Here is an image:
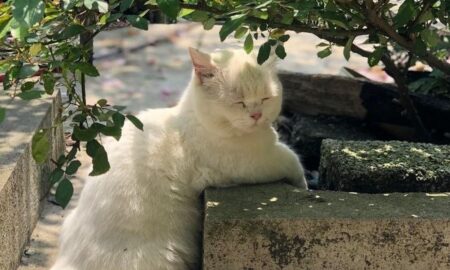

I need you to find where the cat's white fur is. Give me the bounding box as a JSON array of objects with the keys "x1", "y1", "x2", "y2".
[{"x1": 51, "y1": 48, "x2": 307, "y2": 270}]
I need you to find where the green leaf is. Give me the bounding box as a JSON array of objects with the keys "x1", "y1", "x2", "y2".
[
  {"x1": 112, "y1": 112, "x2": 125, "y2": 128},
  {"x1": 257, "y1": 42, "x2": 271, "y2": 65},
  {"x1": 12, "y1": 0, "x2": 45, "y2": 28},
  {"x1": 86, "y1": 139, "x2": 99, "y2": 157},
  {"x1": 107, "y1": 13, "x2": 123, "y2": 22},
  {"x1": 42, "y1": 72, "x2": 55, "y2": 95},
  {"x1": 179, "y1": 8, "x2": 195, "y2": 18},
  {"x1": 275, "y1": 45, "x2": 286, "y2": 59},
  {"x1": 66, "y1": 146, "x2": 78, "y2": 161},
  {"x1": 99, "y1": 125, "x2": 122, "y2": 140},
  {"x1": 72, "y1": 126, "x2": 98, "y2": 141},
  {"x1": 267, "y1": 39, "x2": 277, "y2": 46},
  {"x1": 234, "y1": 27, "x2": 248, "y2": 39},
  {"x1": 368, "y1": 46, "x2": 386, "y2": 67},
  {"x1": 62, "y1": 0, "x2": 78, "y2": 10},
  {"x1": 278, "y1": 34, "x2": 290, "y2": 42},
  {"x1": 17, "y1": 90, "x2": 44, "y2": 100},
  {"x1": 87, "y1": 140, "x2": 110, "y2": 176},
  {"x1": 325, "y1": 18, "x2": 349, "y2": 30},
  {"x1": 0, "y1": 18, "x2": 11, "y2": 39},
  {"x1": 10, "y1": 18, "x2": 28, "y2": 41},
  {"x1": 156, "y1": 0, "x2": 180, "y2": 19},
  {"x1": 394, "y1": 0, "x2": 417, "y2": 26},
  {"x1": 57, "y1": 154, "x2": 66, "y2": 166},
  {"x1": 317, "y1": 47, "x2": 332, "y2": 59},
  {"x1": 126, "y1": 114, "x2": 143, "y2": 131},
  {"x1": 126, "y1": 15, "x2": 148, "y2": 30},
  {"x1": 18, "y1": 65, "x2": 39, "y2": 79},
  {"x1": 75, "y1": 63, "x2": 99, "y2": 77},
  {"x1": 120, "y1": 0, "x2": 134, "y2": 12},
  {"x1": 0, "y1": 107, "x2": 5, "y2": 124},
  {"x1": 66, "y1": 160, "x2": 81, "y2": 175},
  {"x1": 344, "y1": 36, "x2": 355, "y2": 61},
  {"x1": 413, "y1": 38, "x2": 427, "y2": 56},
  {"x1": 32, "y1": 129, "x2": 50, "y2": 163},
  {"x1": 29, "y1": 43, "x2": 43, "y2": 57},
  {"x1": 54, "y1": 24, "x2": 85, "y2": 40},
  {"x1": 244, "y1": 34, "x2": 254, "y2": 54},
  {"x1": 95, "y1": 1, "x2": 109, "y2": 13},
  {"x1": 97, "y1": 99, "x2": 107, "y2": 107},
  {"x1": 55, "y1": 178, "x2": 73, "y2": 208},
  {"x1": 72, "y1": 113, "x2": 86, "y2": 123},
  {"x1": 21, "y1": 81, "x2": 36, "y2": 92},
  {"x1": 203, "y1": 17, "x2": 216, "y2": 30},
  {"x1": 188, "y1": 10, "x2": 209, "y2": 22},
  {"x1": 219, "y1": 14, "x2": 246, "y2": 42},
  {"x1": 84, "y1": 0, "x2": 109, "y2": 13},
  {"x1": 421, "y1": 29, "x2": 440, "y2": 48},
  {"x1": 280, "y1": 12, "x2": 294, "y2": 25},
  {"x1": 49, "y1": 168, "x2": 64, "y2": 185}
]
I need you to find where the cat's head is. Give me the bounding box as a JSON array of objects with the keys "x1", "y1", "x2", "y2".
[{"x1": 188, "y1": 47, "x2": 282, "y2": 136}]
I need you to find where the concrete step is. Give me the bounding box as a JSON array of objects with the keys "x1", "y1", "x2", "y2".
[
  {"x1": 0, "y1": 93, "x2": 64, "y2": 270},
  {"x1": 203, "y1": 183, "x2": 450, "y2": 270}
]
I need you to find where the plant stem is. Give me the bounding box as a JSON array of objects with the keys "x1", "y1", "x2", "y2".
[{"x1": 79, "y1": 15, "x2": 95, "y2": 106}]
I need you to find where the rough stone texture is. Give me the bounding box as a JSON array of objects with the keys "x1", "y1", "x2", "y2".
[
  {"x1": 203, "y1": 183, "x2": 450, "y2": 270},
  {"x1": 277, "y1": 114, "x2": 375, "y2": 170},
  {"x1": 319, "y1": 139, "x2": 450, "y2": 193},
  {"x1": 0, "y1": 93, "x2": 64, "y2": 270}
]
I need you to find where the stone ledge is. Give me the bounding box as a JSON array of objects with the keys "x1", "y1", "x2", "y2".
[
  {"x1": 203, "y1": 183, "x2": 450, "y2": 270},
  {"x1": 0, "y1": 93, "x2": 64, "y2": 270}
]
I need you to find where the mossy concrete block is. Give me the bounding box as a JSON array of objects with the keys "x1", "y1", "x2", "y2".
[
  {"x1": 319, "y1": 139, "x2": 450, "y2": 193},
  {"x1": 203, "y1": 183, "x2": 450, "y2": 270},
  {"x1": 0, "y1": 93, "x2": 64, "y2": 270}
]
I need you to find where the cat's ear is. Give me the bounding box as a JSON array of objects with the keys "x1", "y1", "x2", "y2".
[{"x1": 189, "y1": 47, "x2": 216, "y2": 84}]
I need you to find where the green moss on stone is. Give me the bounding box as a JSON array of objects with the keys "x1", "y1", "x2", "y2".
[{"x1": 319, "y1": 139, "x2": 450, "y2": 193}]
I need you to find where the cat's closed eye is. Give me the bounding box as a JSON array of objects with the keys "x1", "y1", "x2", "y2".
[
  {"x1": 235, "y1": 101, "x2": 246, "y2": 108},
  {"x1": 261, "y1": 97, "x2": 270, "y2": 104}
]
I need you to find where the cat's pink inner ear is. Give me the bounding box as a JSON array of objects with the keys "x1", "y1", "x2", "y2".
[{"x1": 188, "y1": 47, "x2": 216, "y2": 83}]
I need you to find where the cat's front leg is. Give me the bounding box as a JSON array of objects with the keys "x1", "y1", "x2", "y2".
[{"x1": 273, "y1": 143, "x2": 308, "y2": 189}]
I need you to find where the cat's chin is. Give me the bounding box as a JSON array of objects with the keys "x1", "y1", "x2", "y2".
[{"x1": 235, "y1": 122, "x2": 271, "y2": 134}]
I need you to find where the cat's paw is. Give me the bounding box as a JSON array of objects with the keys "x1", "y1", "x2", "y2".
[{"x1": 287, "y1": 175, "x2": 308, "y2": 189}]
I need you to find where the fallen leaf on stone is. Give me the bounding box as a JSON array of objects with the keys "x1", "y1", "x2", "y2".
[{"x1": 425, "y1": 193, "x2": 448, "y2": 197}]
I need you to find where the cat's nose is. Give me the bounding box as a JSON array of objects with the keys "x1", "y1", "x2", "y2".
[{"x1": 250, "y1": 112, "x2": 262, "y2": 121}]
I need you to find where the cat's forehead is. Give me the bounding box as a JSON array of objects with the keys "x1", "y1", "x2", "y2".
[{"x1": 209, "y1": 49, "x2": 279, "y2": 100}]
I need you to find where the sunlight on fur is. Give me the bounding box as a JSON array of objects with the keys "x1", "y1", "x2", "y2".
[{"x1": 51, "y1": 48, "x2": 307, "y2": 270}]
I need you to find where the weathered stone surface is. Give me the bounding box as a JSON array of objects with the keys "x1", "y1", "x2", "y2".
[
  {"x1": 203, "y1": 183, "x2": 450, "y2": 270},
  {"x1": 319, "y1": 139, "x2": 450, "y2": 193},
  {"x1": 277, "y1": 114, "x2": 375, "y2": 170},
  {"x1": 0, "y1": 93, "x2": 64, "y2": 270}
]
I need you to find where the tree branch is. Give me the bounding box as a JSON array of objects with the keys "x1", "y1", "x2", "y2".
[
  {"x1": 364, "y1": 3, "x2": 450, "y2": 74},
  {"x1": 177, "y1": 3, "x2": 373, "y2": 38}
]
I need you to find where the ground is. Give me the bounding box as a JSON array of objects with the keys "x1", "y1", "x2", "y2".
[{"x1": 18, "y1": 22, "x2": 369, "y2": 269}]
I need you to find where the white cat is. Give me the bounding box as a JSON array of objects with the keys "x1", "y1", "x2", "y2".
[{"x1": 51, "y1": 48, "x2": 307, "y2": 270}]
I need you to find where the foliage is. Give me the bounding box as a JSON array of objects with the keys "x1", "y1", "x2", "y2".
[{"x1": 0, "y1": 0, "x2": 449, "y2": 206}]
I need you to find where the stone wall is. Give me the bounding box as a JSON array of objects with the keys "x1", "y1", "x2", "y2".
[{"x1": 0, "y1": 93, "x2": 64, "y2": 270}]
